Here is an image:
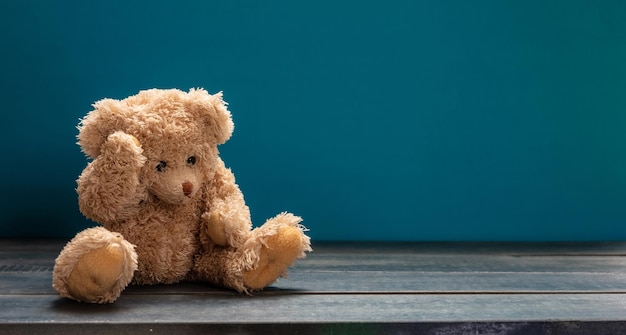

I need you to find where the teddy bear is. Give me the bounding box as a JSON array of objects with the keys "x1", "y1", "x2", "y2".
[{"x1": 52, "y1": 88, "x2": 311, "y2": 303}]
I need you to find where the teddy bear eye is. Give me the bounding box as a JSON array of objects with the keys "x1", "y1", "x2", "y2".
[
  {"x1": 156, "y1": 161, "x2": 167, "y2": 172},
  {"x1": 187, "y1": 156, "x2": 196, "y2": 166}
]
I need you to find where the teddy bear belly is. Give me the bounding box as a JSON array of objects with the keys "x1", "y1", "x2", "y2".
[
  {"x1": 131, "y1": 236, "x2": 199, "y2": 285},
  {"x1": 107, "y1": 219, "x2": 201, "y2": 285}
]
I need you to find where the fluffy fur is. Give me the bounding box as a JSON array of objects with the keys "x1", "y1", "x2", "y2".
[{"x1": 52, "y1": 88, "x2": 311, "y2": 303}]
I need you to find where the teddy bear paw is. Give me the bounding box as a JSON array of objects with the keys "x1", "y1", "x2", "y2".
[
  {"x1": 64, "y1": 243, "x2": 129, "y2": 303},
  {"x1": 53, "y1": 227, "x2": 137, "y2": 304},
  {"x1": 242, "y1": 225, "x2": 304, "y2": 290},
  {"x1": 202, "y1": 211, "x2": 228, "y2": 248},
  {"x1": 101, "y1": 131, "x2": 146, "y2": 169}
]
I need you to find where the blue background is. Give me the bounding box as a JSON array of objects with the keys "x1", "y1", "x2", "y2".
[{"x1": 1, "y1": 1, "x2": 625, "y2": 241}]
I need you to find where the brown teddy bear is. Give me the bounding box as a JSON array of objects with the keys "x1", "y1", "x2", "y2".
[{"x1": 52, "y1": 88, "x2": 311, "y2": 303}]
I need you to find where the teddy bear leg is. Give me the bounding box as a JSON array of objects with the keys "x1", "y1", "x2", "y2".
[
  {"x1": 190, "y1": 213, "x2": 311, "y2": 293},
  {"x1": 242, "y1": 213, "x2": 312, "y2": 291},
  {"x1": 189, "y1": 247, "x2": 244, "y2": 291},
  {"x1": 52, "y1": 227, "x2": 137, "y2": 304}
]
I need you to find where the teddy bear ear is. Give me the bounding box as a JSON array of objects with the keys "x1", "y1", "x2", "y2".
[
  {"x1": 188, "y1": 88, "x2": 234, "y2": 145},
  {"x1": 77, "y1": 98, "x2": 129, "y2": 158}
]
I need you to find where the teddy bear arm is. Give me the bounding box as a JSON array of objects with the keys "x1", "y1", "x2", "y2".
[
  {"x1": 202, "y1": 197, "x2": 251, "y2": 249},
  {"x1": 201, "y1": 163, "x2": 253, "y2": 249},
  {"x1": 77, "y1": 131, "x2": 147, "y2": 222}
]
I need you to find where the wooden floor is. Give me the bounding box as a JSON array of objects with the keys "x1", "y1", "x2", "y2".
[{"x1": 1, "y1": 240, "x2": 626, "y2": 334}]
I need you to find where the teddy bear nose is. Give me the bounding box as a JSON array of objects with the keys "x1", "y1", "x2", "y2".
[{"x1": 182, "y1": 182, "x2": 193, "y2": 197}]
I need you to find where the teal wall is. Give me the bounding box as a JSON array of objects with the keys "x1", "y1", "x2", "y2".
[{"x1": 1, "y1": 1, "x2": 625, "y2": 241}]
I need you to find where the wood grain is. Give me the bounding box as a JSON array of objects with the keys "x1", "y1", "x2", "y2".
[{"x1": 1, "y1": 240, "x2": 626, "y2": 334}]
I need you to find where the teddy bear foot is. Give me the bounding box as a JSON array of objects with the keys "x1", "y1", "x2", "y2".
[
  {"x1": 53, "y1": 227, "x2": 137, "y2": 304},
  {"x1": 66, "y1": 243, "x2": 127, "y2": 303},
  {"x1": 242, "y1": 225, "x2": 306, "y2": 290}
]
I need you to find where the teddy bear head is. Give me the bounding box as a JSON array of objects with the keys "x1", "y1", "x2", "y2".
[{"x1": 77, "y1": 88, "x2": 234, "y2": 204}]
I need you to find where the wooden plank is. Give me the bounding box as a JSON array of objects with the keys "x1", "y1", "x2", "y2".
[
  {"x1": 310, "y1": 241, "x2": 626, "y2": 255},
  {"x1": 3, "y1": 253, "x2": 626, "y2": 274},
  {"x1": 2, "y1": 293, "x2": 626, "y2": 324},
  {"x1": 3, "y1": 271, "x2": 626, "y2": 295},
  {"x1": 3, "y1": 321, "x2": 626, "y2": 335},
  {"x1": 299, "y1": 253, "x2": 626, "y2": 273},
  {"x1": 3, "y1": 241, "x2": 626, "y2": 273},
  {"x1": 4, "y1": 240, "x2": 626, "y2": 256}
]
